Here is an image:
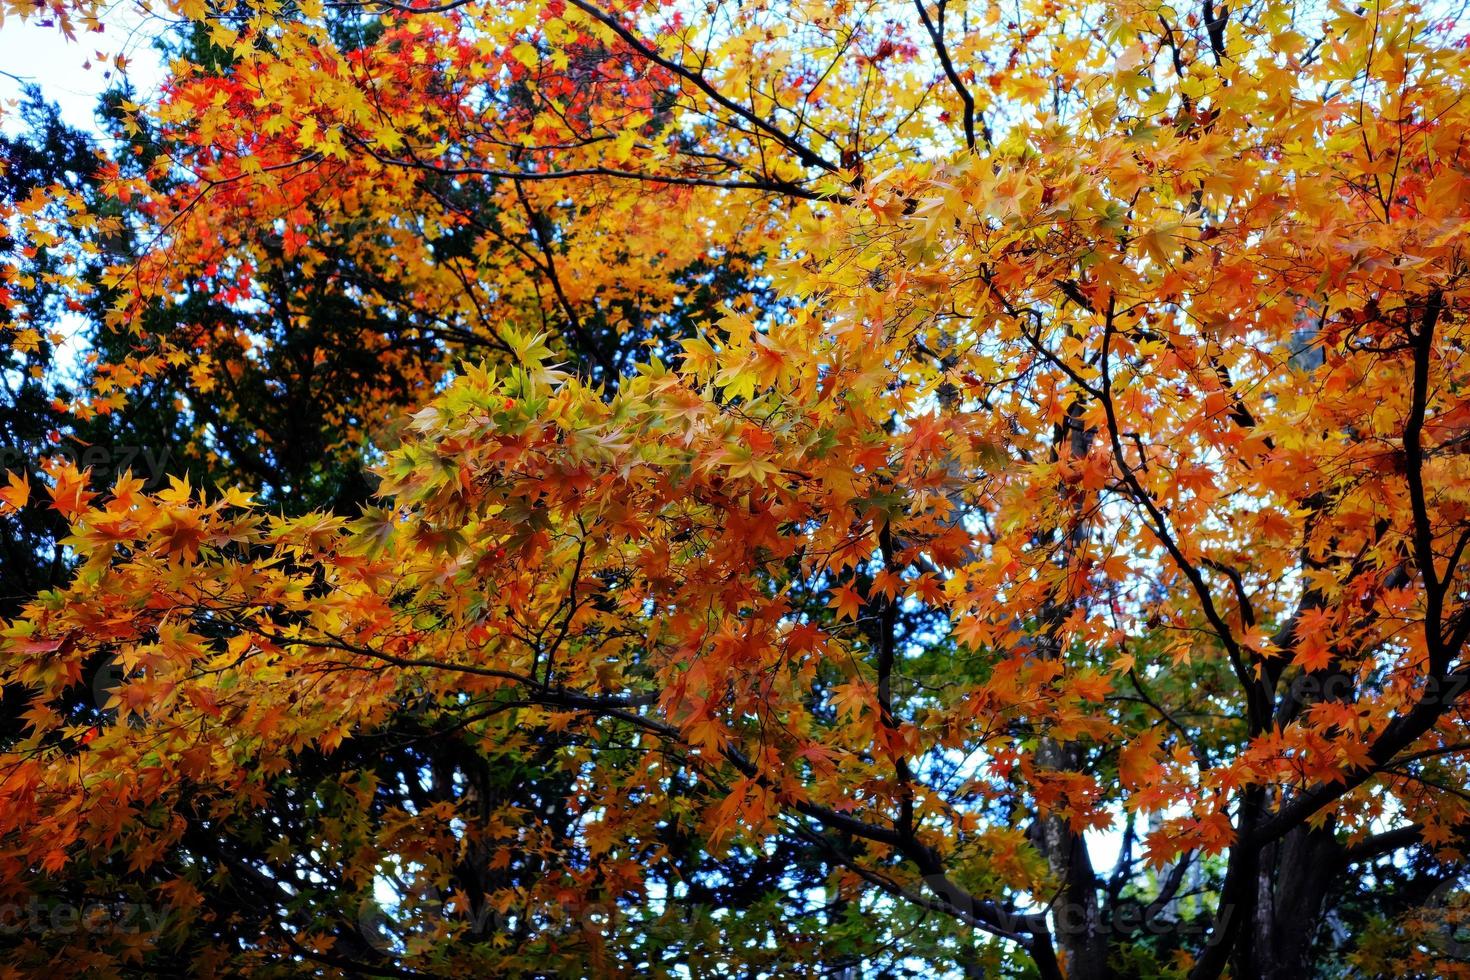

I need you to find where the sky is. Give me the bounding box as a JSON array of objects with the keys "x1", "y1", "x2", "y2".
[
  {"x1": 1, "y1": 5, "x2": 169, "y2": 371},
  {"x1": 0, "y1": 3, "x2": 164, "y2": 135}
]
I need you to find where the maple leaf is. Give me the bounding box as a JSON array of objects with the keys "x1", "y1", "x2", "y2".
[
  {"x1": 830, "y1": 681, "x2": 872, "y2": 720},
  {"x1": 1071, "y1": 670, "x2": 1114, "y2": 703},
  {"x1": 1118, "y1": 728, "x2": 1164, "y2": 792},
  {"x1": 45, "y1": 463, "x2": 97, "y2": 519},
  {"x1": 827, "y1": 583, "x2": 864, "y2": 621},
  {"x1": 952, "y1": 615, "x2": 991, "y2": 650},
  {"x1": 0, "y1": 470, "x2": 30, "y2": 513}
]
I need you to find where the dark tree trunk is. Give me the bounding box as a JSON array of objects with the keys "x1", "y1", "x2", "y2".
[
  {"x1": 1236, "y1": 824, "x2": 1342, "y2": 979},
  {"x1": 1035, "y1": 738, "x2": 1111, "y2": 980}
]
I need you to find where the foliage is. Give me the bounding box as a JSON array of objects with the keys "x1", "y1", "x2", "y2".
[{"x1": 2, "y1": 0, "x2": 1470, "y2": 977}]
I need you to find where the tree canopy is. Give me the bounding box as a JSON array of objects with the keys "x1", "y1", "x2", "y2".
[{"x1": 2, "y1": 0, "x2": 1470, "y2": 976}]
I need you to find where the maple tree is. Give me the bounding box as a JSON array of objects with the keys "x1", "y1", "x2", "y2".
[{"x1": 4, "y1": 0, "x2": 1470, "y2": 976}]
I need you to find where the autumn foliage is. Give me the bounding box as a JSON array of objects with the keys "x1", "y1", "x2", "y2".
[{"x1": 2, "y1": 0, "x2": 1470, "y2": 976}]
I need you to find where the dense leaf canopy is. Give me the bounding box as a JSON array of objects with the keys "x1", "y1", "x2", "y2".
[{"x1": 2, "y1": 0, "x2": 1470, "y2": 976}]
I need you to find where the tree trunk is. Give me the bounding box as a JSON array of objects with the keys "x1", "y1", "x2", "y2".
[
  {"x1": 1236, "y1": 823, "x2": 1341, "y2": 979},
  {"x1": 1035, "y1": 738, "x2": 1111, "y2": 980}
]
